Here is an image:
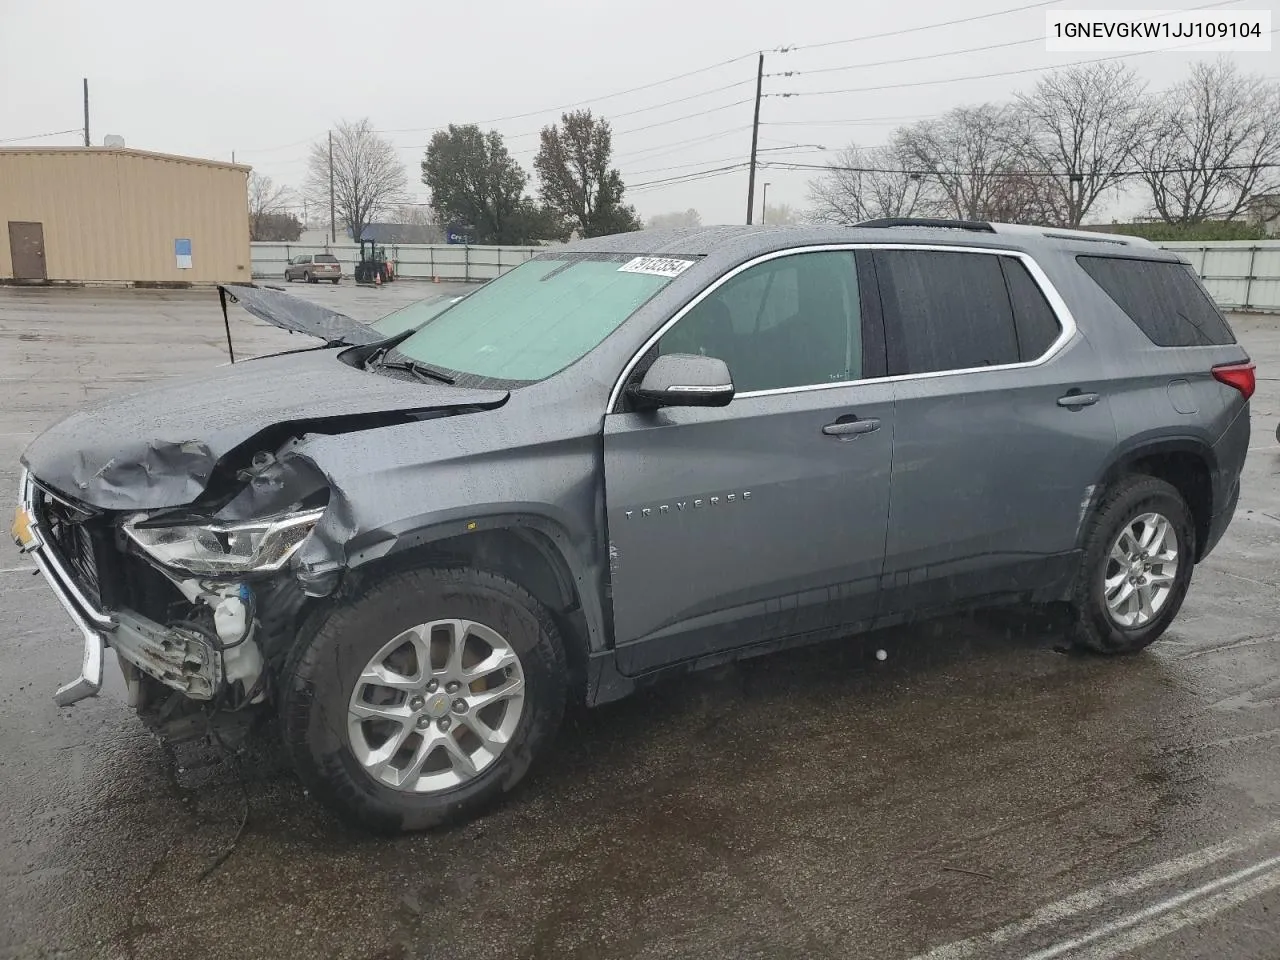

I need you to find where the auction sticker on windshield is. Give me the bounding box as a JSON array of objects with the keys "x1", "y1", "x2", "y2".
[{"x1": 618, "y1": 257, "x2": 695, "y2": 278}]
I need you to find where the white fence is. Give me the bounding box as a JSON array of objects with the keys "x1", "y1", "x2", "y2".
[
  {"x1": 250, "y1": 242, "x2": 545, "y2": 283},
  {"x1": 249, "y1": 239, "x2": 1280, "y2": 312},
  {"x1": 1157, "y1": 241, "x2": 1280, "y2": 313}
]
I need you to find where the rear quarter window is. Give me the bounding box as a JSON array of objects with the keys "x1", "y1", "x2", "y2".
[{"x1": 1076, "y1": 255, "x2": 1235, "y2": 347}]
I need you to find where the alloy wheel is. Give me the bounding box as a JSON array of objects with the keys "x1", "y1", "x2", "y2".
[
  {"x1": 347, "y1": 618, "x2": 526, "y2": 793},
  {"x1": 1103, "y1": 512, "x2": 1179, "y2": 628}
]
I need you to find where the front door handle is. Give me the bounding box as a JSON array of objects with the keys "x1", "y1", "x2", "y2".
[
  {"x1": 822, "y1": 416, "x2": 880, "y2": 438},
  {"x1": 1057, "y1": 391, "x2": 1100, "y2": 409}
]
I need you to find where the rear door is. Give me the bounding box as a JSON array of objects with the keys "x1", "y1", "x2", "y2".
[
  {"x1": 604, "y1": 249, "x2": 895, "y2": 674},
  {"x1": 872, "y1": 247, "x2": 1117, "y2": 614}
]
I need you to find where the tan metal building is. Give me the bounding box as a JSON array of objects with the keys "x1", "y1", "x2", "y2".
[{"x1": 0, "y1": 147, "x2": 251, "y2": 285}]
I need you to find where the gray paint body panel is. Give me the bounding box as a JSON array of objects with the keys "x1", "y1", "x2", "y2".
[{"x1": 18, "y1": 224, "x2": 1251, "y2": 701}]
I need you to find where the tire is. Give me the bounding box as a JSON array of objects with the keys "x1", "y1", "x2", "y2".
[
  {"x1": 331, "y1": 278, "x2": 340, "y2": 285},
  {"x1": 281, "y1": 566, "x2": 567, "y2": 833},
  {"x1": 1069, "y1": 475, "x2": 1195, "y2": 654},
  {"x1": 284, "y1": 271, "x2": 292, "y2": 282},
  {"x1": 304, "y1": 271, "x2": 314, "y2": 284}
]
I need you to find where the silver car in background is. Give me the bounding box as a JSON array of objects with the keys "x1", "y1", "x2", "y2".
[{"x1": 284, "y1": 253, "x2": 341, "y2": 284}]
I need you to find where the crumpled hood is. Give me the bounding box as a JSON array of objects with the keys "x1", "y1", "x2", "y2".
[
  {"x1": 21, "y1": 349, "x2": 508, "y2": 510},
  {"x1": 219, "y1": 283, "x2": 383, "y2": 346}
]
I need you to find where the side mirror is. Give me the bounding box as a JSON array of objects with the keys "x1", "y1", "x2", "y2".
[{"x1": 629, "y1": 353, "x2": 735, "y2": 409}]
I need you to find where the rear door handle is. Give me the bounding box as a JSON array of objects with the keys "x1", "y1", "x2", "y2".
[
  {"x1": 1057, "y1": 391, "x2": 1100, "y2": 409},
  {"x1": 822, "y1": 416, "x2": 880, "y2": 438}
]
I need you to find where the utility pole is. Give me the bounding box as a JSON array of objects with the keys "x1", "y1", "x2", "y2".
[
  {"x1": 328, "y1": 130, "x2": 336, "y2": 243},
  {"x1": 745, "y1": 53, "x2": 764, "y2": 225},
  {"x1": 82, "y1": 79, "x2": 90, "y2": 147}
]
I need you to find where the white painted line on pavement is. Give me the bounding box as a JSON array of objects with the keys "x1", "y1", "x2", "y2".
[
  {"x1": 0, "y1": 566, "x2": 37, "y2": 574},
  {"x1": 908, "y1": 821, "x2": 1280, "y2": 960},
  {"x1": 1024, "y1": 854, "x2": 1280, "y2": 960},
  {"x1": 1076, "y1": 866, "x2": 1280, "y2": 959}
]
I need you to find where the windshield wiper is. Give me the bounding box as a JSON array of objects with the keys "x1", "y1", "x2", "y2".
[{"x1": 372, "y1": 357, "x2": 456, "y2": 385}]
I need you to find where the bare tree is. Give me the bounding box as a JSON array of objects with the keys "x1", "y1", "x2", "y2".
[
  {"x1": 305, "y1": 118, "x2": 408, "y2": 240},
  {"x1": 247, "y1": 171, "x2": 292, "y2": 240},
  {"x1": 1137, "y1": 60, "x2": 1280, "y2": 224},
  {"x1": 1013, "y1": 62, "x2": 1150, "y2": 227},
  {"x1": 389, "y1": 204, "x2": 437, "y2": 226},
  {"x1": 647, "y1": 209, "x2": 702, "y2": 229},
  {"x1": 895, "y1": 105, "x2": 1048, "y2": 222},
  {"x1": 806, "y1": 144, "x2": 927, "y2": 224},
  {"x1": 763, "y1": 202, "x2": 802, "y2": 225}
]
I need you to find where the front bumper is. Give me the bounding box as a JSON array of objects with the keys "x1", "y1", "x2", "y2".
[
  {"x1": 16, "y1": 470, "x2": 109, "y2": 705},
  {"x1": 16, "y1": 471, "x2": 224, "y2": 706}
]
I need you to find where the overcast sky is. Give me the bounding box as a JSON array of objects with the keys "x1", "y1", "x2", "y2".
[{"x1": 1, "y1": 0, "x2": 1275, "y2": 226}]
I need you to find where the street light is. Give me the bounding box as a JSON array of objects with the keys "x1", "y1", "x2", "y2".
[{"x1": 762, "y1": 183, "x2": 772, "y2": 224}]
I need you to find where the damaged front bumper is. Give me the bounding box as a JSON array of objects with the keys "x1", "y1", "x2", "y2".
[
  {"x1": 15, "y1": 470, "x2": 226, "y2": 707},
  {"x1": 15, "y1": 470, "x2": 110, "y2": 705}
]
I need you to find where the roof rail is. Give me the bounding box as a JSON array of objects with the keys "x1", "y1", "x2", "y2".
[
  {"x1": 989, "y1": 222, "x2": 1156, "y2": 248},
  {"x1": 857, "y1": 217, "x2": 996, "y2": 233}
]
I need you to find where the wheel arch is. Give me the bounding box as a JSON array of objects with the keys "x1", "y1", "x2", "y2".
[
  {"x1": 1088, "y1": 436, "x2": 1217, "y2": 561},
  {"x1": 343, "y1": 514, "x2": 607, "y2": 702}
]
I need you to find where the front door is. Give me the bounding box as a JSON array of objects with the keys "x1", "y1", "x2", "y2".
[
  {"x1": 871, "y1": 248, "x2": 1118, "y2": 613},
  {"x1": 8, "y1": 222, "x2": 46, "y2": 280},
  {"x1": 604, "y1": 249, "x2": 894, "y2": 675}
]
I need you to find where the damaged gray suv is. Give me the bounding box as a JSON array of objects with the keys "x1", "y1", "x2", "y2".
[{"x1": 14, "y1": 221, "x2": 1252, "y2": 832}]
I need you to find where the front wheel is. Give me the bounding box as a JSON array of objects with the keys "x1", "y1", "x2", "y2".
[
  {"x1": 1068, "y1": 475, "x2": 1195, "y2": 654},
  {"x1": 283, "y1": 271, "x2": 291, "y2": 282},
  {"x1": 281, "y1": 566, "x2": 567, "y2": 833}
]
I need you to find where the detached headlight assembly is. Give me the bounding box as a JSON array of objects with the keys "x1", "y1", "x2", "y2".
[{"x1": 123, "y1": 508, "x2": 326, "y2": 577}]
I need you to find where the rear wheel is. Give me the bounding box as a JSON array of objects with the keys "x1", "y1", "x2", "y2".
[
  {"x1": 304, "y1": 271, "x2": 314, "y2": 283},
  {"x1": 1069, "y1": 475, "x2": 1194, "y2": 654},
  {"x1": 331, "y1": 278, "x2": 340, "y2": 284},
  {"x1": 281, "y1": 566, "x2": 567, "y2": 833}
]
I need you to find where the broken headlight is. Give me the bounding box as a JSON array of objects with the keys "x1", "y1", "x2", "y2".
[{"x1": 123, "y1": 508, "x2": 325, "y2": 577}]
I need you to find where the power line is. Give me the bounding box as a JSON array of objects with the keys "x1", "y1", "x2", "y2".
[
  {"x1": 761, "y1": 115, "x2": 938, "y2": 127},
  {"x1": 375, "y1": 52, "x2": 759, "y2": 133},
  {"x1": 615, "y1": 125, "x2": 752, "y2": 161},
  {"x1": 784, "y1": 0, "x2": 1061, "y2": 52},
  {"x1": 626, "y1": 145, "x2": 826, "y2": 177},
  {"x1": 612, "y1": 98, "x2": 755, "y2": 137},
  {"x1": 767, "y1": 28, "x2": 1280, "y2": 99},
  {"x1": 767, "y1": 36, "x2": 1041, "y2": 78},
  {"x1": 628, "y1": 162, "x2": 752, "y2": 191},
  {"x1": 0, "y1": 127, "x2": 83, "y2": 144},
  {"x1": 762, "y1": 160, "x2": 1280, "y2": 177}
]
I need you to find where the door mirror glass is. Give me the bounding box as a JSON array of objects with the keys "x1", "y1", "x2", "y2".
[{"x1": 630, "y1": 353, "x2": 734, "y2": 409}]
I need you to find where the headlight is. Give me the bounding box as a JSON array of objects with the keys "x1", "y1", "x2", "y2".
[{"x1": 123, "y1": 508, "x2": 326, "y2": 576}]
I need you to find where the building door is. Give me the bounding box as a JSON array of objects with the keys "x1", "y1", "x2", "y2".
[{"x1": 8, "y1": 222, "x2": 47, "y2": 280}]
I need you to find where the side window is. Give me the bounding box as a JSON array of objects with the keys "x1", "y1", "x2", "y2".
[
  {"x1": 657, "y1": 252, "x2": 862, "y2": 393},
  {"x1": 1000, "y1": 258, "x2": 1062, "y2": 361},
  {"x1": 875, "y1": 250, "x2": 1019, "y2": 374},
  {"x1": 300, "y1": 255, "x2": 312, "y2": 265},
  {"x1": 1076, "y1": 255, "x2": 1236, "y2": 347}
]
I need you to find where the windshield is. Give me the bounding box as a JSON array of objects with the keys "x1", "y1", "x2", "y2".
[
  {"x1": 371, "y1": 295, "x2": 462, "y2": 338},
  {"x1": 392, "y1": 253, "x2": 688, "y2": 381}
]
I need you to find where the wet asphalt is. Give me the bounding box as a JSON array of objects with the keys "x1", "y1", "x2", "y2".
[{"x1": 2, "y1": 283, "x2": 1279, "y2": 960}]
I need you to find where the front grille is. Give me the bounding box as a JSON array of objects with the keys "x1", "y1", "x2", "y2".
[{"x1": 34, "y1": 487, "x2": 107, "y2": 610}]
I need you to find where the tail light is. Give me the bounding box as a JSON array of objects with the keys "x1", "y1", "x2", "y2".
[{"x1": 1212, "y1": 361, "x2": 1256, "y2": 400}]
